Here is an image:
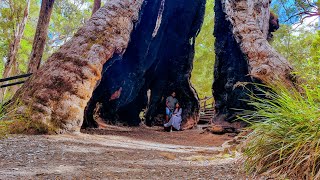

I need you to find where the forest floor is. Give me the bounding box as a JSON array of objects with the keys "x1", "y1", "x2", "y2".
[{"x1": 0, "y1": 126, "x2": 256, "y2": 179}]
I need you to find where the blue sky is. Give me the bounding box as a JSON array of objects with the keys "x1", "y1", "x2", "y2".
[{"x1": 271, "y1": 0, "x2": 319, "y2": 25}]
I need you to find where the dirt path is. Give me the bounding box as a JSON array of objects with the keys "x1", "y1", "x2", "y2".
[{"x1": 0, "y1": 126, "x2": 248, "y2": 179}]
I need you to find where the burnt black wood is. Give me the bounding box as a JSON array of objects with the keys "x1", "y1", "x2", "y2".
[
  {"x1": 83, "y1": 0, "x2": 206, "y2": 128},
  {"x1": 213, "y1": 0, "x2": 265, "y2": 122}
]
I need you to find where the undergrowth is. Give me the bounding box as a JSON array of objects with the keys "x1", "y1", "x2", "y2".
[{"x1": 239, "y1": 82, "x2": 320, "y2": 179}]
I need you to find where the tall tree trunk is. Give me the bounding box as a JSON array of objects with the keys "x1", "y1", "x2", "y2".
[
  {"x1": 7, "y1": 0, "x2": 144, "y2": 134},
  {"x1": 27, "y1": 0, "x2": 55, "y2": 73},
  {"x1": 91, "y1": 0, "x2": 101, "y2": 16},
  {"x1": 1, "y1": 0, "x2": 30, "y2": 100},
  {"x1": 213, "y1": 0, "x2": 296, "y2": 123}
]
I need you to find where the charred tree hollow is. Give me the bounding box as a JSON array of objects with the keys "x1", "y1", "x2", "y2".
[{"x1": 83, "y1": 0, "x2": 206, "y2": 130}]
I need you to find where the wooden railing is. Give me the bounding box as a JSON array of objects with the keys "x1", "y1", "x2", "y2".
[
  {"x1": 0, "y1": 73, "x2": 32, "y2": 88},
  {"x1": 199, "y1": 96, "x2": 214, "y2": 124},
  {"x1": 199, "y1": 96, "x2": 214, "y2": 112}
]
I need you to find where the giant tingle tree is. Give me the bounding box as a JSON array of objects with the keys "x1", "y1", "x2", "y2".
[
  {"x1": 212, "y1": 0, "x2": 297, "y2": 123},
  {"x1": 6, "y1": 0, "x2": 296, "y2": 134},
  {"x1": 82, "y1": 0, "x2": 205, "y2": 129}
]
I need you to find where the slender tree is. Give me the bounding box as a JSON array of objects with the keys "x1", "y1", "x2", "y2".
[
  {"x1": 27, "y1": 0, "x2": 55, "y2": 73},
  {"x1": 1, "y1": 0, "x2": 31, "y2": 100},
  {"x1": 92, "y1": 0, "x2": 101, "y2": 16},
  {"x1": 3, "y1": 0, "x2": 30, "y2": 78}
]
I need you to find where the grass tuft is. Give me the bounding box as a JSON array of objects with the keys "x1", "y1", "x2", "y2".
[
  {"x1": 0, "y1": 100, "x2": 53, "y2": 136},
  {"x1": 239, "y1": 83, "x2": 320, "y2": 179}
]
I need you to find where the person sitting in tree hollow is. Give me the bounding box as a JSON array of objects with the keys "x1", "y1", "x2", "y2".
[
  {"x1": 164, "y1": 102, "x2": 182, "y2": 131},
  {"x1": 165, "y1": 91, "x2": 178, "y2": 123}
]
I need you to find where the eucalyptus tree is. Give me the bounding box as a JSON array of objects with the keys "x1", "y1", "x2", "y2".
[{"x1": 28, "y1": 0, "x2": 55, "y2": 73}]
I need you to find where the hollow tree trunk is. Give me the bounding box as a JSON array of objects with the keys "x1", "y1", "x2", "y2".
[
  {"x1": 91, "y1": 0, "x2": 101, "y2": 16},
  {"x1": 83, "y1": 0, "x2": 206, "y2": 130},
  {"x1": 1, "y1": 0, "x2": 30, "y2": 100},
  {"x1": 7, "y1": 0, "x2": 144, "y2": 134},
  {"x1": 213, "y1": 0, "x2": 296, "y2": 122},
  {"x1": 27, "y1": 0, "x2": 55, "y2": 73}
]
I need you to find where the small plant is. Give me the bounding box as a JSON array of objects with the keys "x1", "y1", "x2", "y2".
[{"x1": 239, "y1": 83, "x2": 320, "y2": 179}]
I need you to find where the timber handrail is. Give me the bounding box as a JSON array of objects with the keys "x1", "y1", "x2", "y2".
[
  {"x1": 199, "y1": 96, "x2": 213, "y2": 102},
  {"x1": 199, "y1": 96, "x2": 214, "y2": 112},
  {"x1": 0, "y1": 73, "x2": 32, "y2": 88}
]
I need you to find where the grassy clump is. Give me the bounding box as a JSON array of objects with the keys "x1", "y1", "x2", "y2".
[
  {"x1": 0, "y1": 121, "x2": 9, "y2": 138},
  {"x1": 7, "y1": 118, "x2": 50, "y2": 135},
  {"x1": 240, "y1": 84, "x2": 320, "y2": 179},
  {"x1": 1, "y1": 117, "x2": 51, "y2": 135},
  {"x1": 0, "y1": 103, "x2": 9, "y2": 138},
  {"x1": 0, "y1": 101, "x2": 52, "y2": 136}
]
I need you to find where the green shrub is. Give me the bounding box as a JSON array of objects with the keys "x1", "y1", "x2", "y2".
[{"x1": 239, "y1": 83, "x2": 320, "y2": 179}]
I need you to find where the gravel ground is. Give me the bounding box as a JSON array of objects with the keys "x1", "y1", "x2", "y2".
[{"x1": 0, "y1": 126, "x2": 253, "y2": 179}]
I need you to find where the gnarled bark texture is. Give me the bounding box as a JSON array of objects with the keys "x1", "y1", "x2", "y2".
[
  {"x1": 8, "y1": 0, "x2": 144, "y2": 133},
  {"x1": 83, "y1": 0, "x2": 206, "y2": 130},
  {"x1": 213, "y1": 0, "x2": 295, "y2": 122},
  {"x1": 223, "y1": 0, "x2": 294, "y2": 85}
]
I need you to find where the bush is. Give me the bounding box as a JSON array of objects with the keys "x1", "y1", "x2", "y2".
[{"x1": 240, "y1": 83, "x2": 320, "y2": 179}]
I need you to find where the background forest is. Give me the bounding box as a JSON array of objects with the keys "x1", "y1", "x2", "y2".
[
  {"x1": 0, "y1": 0, "x2": 320, "y2": 98},
  {"x1": 0, "y1": 0, "x2": 318, "y2": 100}
]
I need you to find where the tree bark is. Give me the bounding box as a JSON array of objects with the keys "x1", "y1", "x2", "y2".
[
  {"x1": 1, "y1": 0, "x2": 30, "y2": 100},
  {"x1": 8, "y1": 0, "x2": 144, "y2": 134},
  {"x1": 213, "y1": 0, "x2": 296, "y2": 123},
  {"x1": 83, "y1": 0, "x2": 206, "y2": 130},
  {"x1": 27, "y1": 0, "x2": 55, "y2": 73},
  {"x1": 91, "y1": 0, "x2": 101, "y2": 16},
  {"x1": 223, "y1": 0, "x2": 294, "y2": 85}
]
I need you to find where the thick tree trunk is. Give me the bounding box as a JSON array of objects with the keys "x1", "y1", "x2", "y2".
[
  {"x1": 27, "y1": 0, "x2": 55, "y2": 73},
  {"x1": 1, "y1": 0, "x2": 30, "y2": 100},
  {"x1": 83, "y1": 0, "x2": 205, "y2": 130},
  {"x1": 213, "y1": 0, "x2": 296, "y2": 123},
  {"x1": 91, "y1": 0, "x2": 101, "y2": 16},
  {"x1": 224, "y1": 0, "x2": 294, "y2": 85},
  {"x1": 7, "y1": 0, "x2": 144, "y2": 134}
]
